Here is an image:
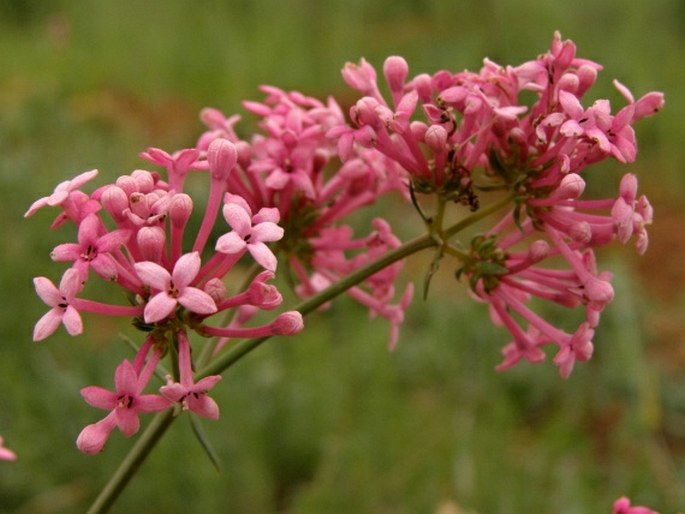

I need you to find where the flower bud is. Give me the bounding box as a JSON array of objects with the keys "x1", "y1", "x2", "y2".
[
  {"x1": 101, "y1": 186, "x2": 129, "y2": 224},
  {"x1": 247, "y1": 271, "x2": 282, "y2": 310},
  {"x1": 208, "y1": 138, "x2": 237, "y2": 181},
  {"x1": 131, "y1": 170, "x2": 155, "y2": 193},
  {"x1": 204, "y1": 278, "x2": 227, "y2": 304},
  {"x1": 424, "y1": 125, "x2": 448, "y2": 152},
  {"x1": 273, "y1": 311, "x2": 304, "y2": 335},
  {"x1": 528, "y1": 240, "x2": 550, "y2": 263},
  {"x1": 169, "y1": 193, "x2": 193, "y2": 229},
  {"x1": 383, "y1": 56, "x2": 409, "y2": 95},
  {"x1": 137, "y1": 226, "x2": 166, "y2": 262},
  {"x1": 556, "y1": 173, "x2": 585, "y2": 199}
]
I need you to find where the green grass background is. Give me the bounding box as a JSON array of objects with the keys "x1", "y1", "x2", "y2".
[{"x1": 1, "y1": 1, "x2": 684, "y2": 512}]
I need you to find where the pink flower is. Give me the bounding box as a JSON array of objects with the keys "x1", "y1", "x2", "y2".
[
  {"x1": 612, "y1": 496, "x2": 659, "y2": 514},
  {"x1": 77, "y1": 359, "x2": 171, "y2": 454},
  {"x1": 134, "y1": 252, "x2": 217, "y2": 323},
  {"x1": 215, "y1": 193, "x2": 284, "y2": 271},
  {"x1": 24, "y1": 169, "x2": 99, "y2": 218},
  {"x1": 160, "y1": 331, "x2": 222, "y2": 419},
  {"x1": 0, "y1": 437, "x2": 17, "y2": 461},
  {"x1": 32, "y1": 268, "x2": 84, "y2": 341},
  {"x1": 50, "y1": 213, "x2": 131, "y2": 280}
]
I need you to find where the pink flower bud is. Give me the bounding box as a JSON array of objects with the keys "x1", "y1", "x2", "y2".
[
  {"x1": 557, "y1": 72, "x2": 579, "y2": 93},
  {"x1": 207, "y1": 138, "x2": 237, "y2": 181},
  {"x1": 583, "y1": 276, "x2": 614, "y2": 308},
  {"x1": 409, "y1": 121, "x2": 428, "y2": 141},
  {"x1": 137, "y1": 226, "x2": 166, "y2": 262},
  {"x1": 569, "y1": 221, "x2": 592, "y2": 243},
  {"x1": 273, "y1": 311, "x2": 304, "y2": 335},
  {"x1": 619, "y1": 173, "x2": 638, "y2": 203},
  {"x1": 204, "y1": 278, "x2": 227, "y2": 304},
  {"x1": 576, "y1": 65, "x2": 598, "y2": 96},
  {"x1": 76, "y1": 417, "x2": 116, "y2": 455},
  {"x1": 424, "y1": 125, "x2": 448, "y2": 152},
  {"x1": 438, "y1": 86, "x2": 467, "y2": 105},
  {"x1": 341, "y1": 58, "x2": 377, "y2": 94},
  {"x1": 131, "y1": 170, "x2": 155, "y2": 193},
  {"x1": 101, "y1": 186, "x2": 129, "y2": 223},
  {"x1": 383, "y1": 56, "x2": 409, "y2": 95},
  {"x1": 115, "y1": 175, "x2": 138, "y2": 196},
  {"x1": 235, "y1": 141, "x2": 252, "y2": 169},
  {"x1": 169, "y1": 193, "x2": 193, "y2": 229},
  {"x1": 248, "y1": 271, "x2": 283, "y2": 310},
  {"x1": 409, "y1": 73, "x2": 433, "y2": 102},
  {"x1": 528, "y1": 240, "x2": 550, "y2": 263},
  {"x1": 557, "y1": 173, "x2": 585, "y2": 199}
]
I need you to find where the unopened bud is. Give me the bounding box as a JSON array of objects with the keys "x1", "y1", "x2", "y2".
[
  {"x1": 101, "y1": 186, "x2": 129, "y2": 223},
  {"x1": 208, "y1": 138, "x2": 237, "y2": 181},
  {"x1": 424, "y1": 125, "x2": 448, "y2": 152},
  {"x1": 383, "y1": 56, "x2": 409, "y2": 95},
  {"x1": 528, "y1": 240, "x2": 550, "y2": 263},
  {"x1": 137, "y1": 226, "x2": 166, "y2": 262},
  {"x1": 204, "y1": 278, "x2": 227, "y2": 304},
  {"x1": 557, "y1": 173, "x2": 585, "y2": 199},
  {"x1": 273, "y1": 311, "x2": 304, "y2": 336},
  {"x1": 169, "y1": 193, "x2": 193, "y2": 229}
]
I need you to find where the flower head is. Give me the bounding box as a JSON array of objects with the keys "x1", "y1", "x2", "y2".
[
  {"x1": 215, "y1": 193, "x2": 284, "y2": 272},
  {"x1": 134, "y1": 252, "x2": 217, "y2": 323},
  {"x1": 32, "y1": 268, "x2": 84, "y2": 341}
]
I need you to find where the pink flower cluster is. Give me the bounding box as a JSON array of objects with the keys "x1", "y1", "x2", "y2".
[
  {"x1": 27, "y1": 139, "x2": 304, "y2": 453},
  {"x1": 338, "y1": 31, "x2": 663, "y2": 377},
  {"x1": 26, "y1": 32, "x2": 663, "y2": 458}
]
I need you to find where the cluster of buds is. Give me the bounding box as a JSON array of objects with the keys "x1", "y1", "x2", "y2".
[
  {"x1": 24, "y1": 32, "x2": 663, "y2": 465},
  {"x1": 339, "y1": 31, "x2": 663, "y2": 378}
]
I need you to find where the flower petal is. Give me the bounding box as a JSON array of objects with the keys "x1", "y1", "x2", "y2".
[
  {"x1": 80, "y1": 386, "x2": 117, "y2": 410},
  {"x1": 136, "y1": 394, "x2": 172, "y2": 413},
  {"x1": 33, "y1": 277, "x2": 61, "y2": 307},
  {"x1": 172, "y1": 252, "x2": 201, "y2": 289},
  {"x1": 185, "y1": 393, "x2": 220, "y2": 420},
  {"x1": 215, "y1": 232, "x2": 247, "y2": 255},
  {"x1": 247, "y1": 242, "x2": 278, "y2": 272},
  {"x1": 143, "y1": 292, "x2": 177, "y2": 323},
  {"x1": 114, "y1": 360, "x2": 138, "y2": 396},
  {"x1": 62, "y1": 305, "x2": 83, "y2": 336},
  {"x1": 59, "y1": 268, "x2": 84, "y2": 301},
  {"x1": 115, "y1": 407, "x2": 140, "y2": 437},
  {"x1": 33, "y1": 309, "x2": 63, "y2": 341},
  {"x1": 251, "y1": 221, "x2": 284, "y2": 243},
  {"x1": 177, "y1": 287, "x2": 217, "y2": 315},
  {"x1": 134, "y1": 261, "x2": 171, "y2": 291},
  {"x1": 222, "y1": 202, "x2": 252, "y2": 235}
]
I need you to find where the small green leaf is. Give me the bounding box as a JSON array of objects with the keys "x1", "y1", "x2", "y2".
[{"x1": 189, "y1": 415, "x2": 222, "y2": 473}]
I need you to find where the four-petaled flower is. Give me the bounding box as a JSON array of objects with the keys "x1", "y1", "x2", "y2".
[
  {"x1": 134, "y1": 252, "x2": 217, "y2": 323},
  {"x1": 32, "y1": 268, "x2": 84, "y2": 341},
  {"x1": 77, "y1": 359, "x2": 171, "y2": 454},
  {"x1": 160, "y1": 331, "x2": 222, "y2": 419},
  {"x1": 24, "y1": 169, "x2": 99, "y2": 218},
  {"x1": 215, "y1": 193, "x2": 284, "y2": 271},
  {"x1": 50, "y1": 213, "x2": 131, "y2": 280}
]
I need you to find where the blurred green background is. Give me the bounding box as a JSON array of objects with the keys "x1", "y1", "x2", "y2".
[{"x1": 1, "y1": 1, "x2": 684, "y2": 512}]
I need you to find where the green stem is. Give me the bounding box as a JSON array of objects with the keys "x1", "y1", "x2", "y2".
[
  {"x1": 86, "y1": 196, "x2": 512, "y2": 513},
  {"x1": 442, "y1": 193, "x2": 514, "y2": 240},
  {"x1": 86, "y1": 409, "x2": 176, "y2": 514}
]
